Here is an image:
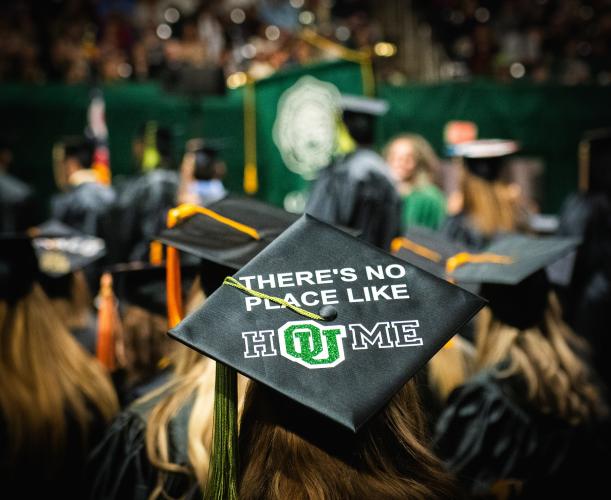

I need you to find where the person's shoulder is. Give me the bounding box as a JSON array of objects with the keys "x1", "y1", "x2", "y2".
[{"x1": 0, "y1": 172, "x2": 33, "y2": 202}]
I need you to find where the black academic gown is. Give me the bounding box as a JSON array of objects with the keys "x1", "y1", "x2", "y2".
[
  {"x1": 435, "y1": 369, "x2": 610, "y2": 499},
  {"x1": 558, "y1": 193, "x2": 611, "y2": 392},
  {"x1": 86, "y1": 386, "x2": 200, "y2": 500},
  {"x1": 51, "y1": 181, "x2": 116, "y2": 239},
  {"x1": 0, "y1": 404, "x2": 108, "y2": 500},
  {"x1": 110, "y1": 169, "x2": 179, "y2": 263},
  {"x1": 0, "y1": 172, "x2": 35, "y2": 233},
  {"x1": 441, "y1": 213, "x2": 491, "y2": 251},
  {"x1": 305, "y1": 149, "x2": 402, "y2": 250}
]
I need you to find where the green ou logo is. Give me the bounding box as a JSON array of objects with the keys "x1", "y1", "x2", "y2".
[{"x1": 279, "y1": 321, "x2": 347, "y2": 369}]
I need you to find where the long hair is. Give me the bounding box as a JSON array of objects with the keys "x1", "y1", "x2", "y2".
[
  {"x1": 383, "y1": 133, "x2": 442, "y2": 187},
  {"x1": 428, "y1": 335, "x2": 476, "y2": 403},
  {"x1": 121, "y1": 305, "x2": 176, "y2": 388},
  {"x1": 461, "y1": 166, "x2": 521, "y2": 236},
  {"x1": 238, "y1": 380, "x2": 458, "y2": 500},
  {"x1": 0, "y1": 284, "x2": 118, "y2": 460},
  {"x1": 141, "y1": 282, "x2": 249, "y2": 500},
  {"x1": 47, "y1": 270, "x2": 92, "y2": 331},
  {"x1": 476, "y1": 292, "x2": 607, "y2": 424}
]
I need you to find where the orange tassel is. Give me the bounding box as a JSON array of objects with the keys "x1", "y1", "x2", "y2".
[{"x1": 96, "y1": 273, "x2": 117, "y2": 370}]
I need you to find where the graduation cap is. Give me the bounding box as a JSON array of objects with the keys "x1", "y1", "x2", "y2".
[
  {"x1": 395, "y1": 230, "x2": 579, "y2": 329},
  {"x1": 447, "y1": 139, "x2": 520, "y2": 181},
  {"x1": 579, "y1": 128, "x2": 611, "y2": 195},
  {"x1": 340, "y1": 94, "x2": 389, "y2": 146},
  {"x1": 30, "y1": 220, "x2": 106, "y2": 278},
  {"x1": 391, "y1": 227, "x2": 466, "y2": 279},
  {"x1": 0, "y1": 235, "x2": 39, "y2": 303},
  {"x1": 156, "y1": 196, "x2": 299, "y2": 326},
  {"x1": 168, "y1": 214, "x2": 485, "y2": 496}
]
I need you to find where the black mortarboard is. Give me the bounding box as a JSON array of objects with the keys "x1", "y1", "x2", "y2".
[
  {"x1": 157, "y1": 196, "x2": 300, "y2": 328},
  {"x1": 340, "y1": 94, "x2": 389, "y2": 146},
  {"x1": 393, "y1": 230, "x2": 579, "y2": 329},
  {"x1": 157, "y1": 196, "x2": 299, "y2": 292},
  {"x1": 31, "y1": 220, "x2": 106, "y2": 278},
  {"x1": 110, "y1": 261, "x2": 196, "y2": 317},
  {"x1": 0, "y1": 235, "x2": 39, "y2": 303},
  {"x1": 391, "y1": 227, "x2": 466, "y2": 279},
  {"x1": 447, "y1": 139, "x2": 519, "y2": 181},
  {"x1": 579, "y1": 128, "x2": 611, "y2": 195},
  {"x1": 170, "y1": 214, "x2": 485, "y2": 431},
  {"x1": 449, "y1": 234, "x2": 579, "y2": 329}
]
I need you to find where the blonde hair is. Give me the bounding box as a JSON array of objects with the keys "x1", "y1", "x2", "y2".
[
  {"x1": 0, "y1": 284, "x2": 119, "y2": 459},
  {"x1": 461, "y1": 166, "x2": 521, "y2": 236},
  {"x1": 476, "y1": 293, "x2": 607, "y2": 425},
  {"x1": 428, "y1": 335, "x2": 476, "y2": 403},
  {"x1": 383, "y1": 133, "x2": 441, "y2": 185},
  {"x1": 140, "y1": 281, "x2": 248, "y2": 499},
  {"x1": 238, "y1": 380, "x2": 458, "y2": 500}
]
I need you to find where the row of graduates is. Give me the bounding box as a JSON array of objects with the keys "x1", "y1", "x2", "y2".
[
  {"x1": 1, "y1": 100, "x2": 611, "y2": 499},
  {"x1": 2, "y1": 175, "x2": 611, "y2": 498}
]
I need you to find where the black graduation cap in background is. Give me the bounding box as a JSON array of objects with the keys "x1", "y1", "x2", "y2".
[
  {"x1": 157, "y1": 195, "x2": 299, "y2": 297},
  {"x1": 447, "y1": 139, "x2": 520, "y2": 181},
  {"x1": 170, "y1": 214, "x2": 485, "y2": 432},
  {"x1": 0, "y1": 235, "x2": 39, "y2": 303},
  {"x1": 579, "y1": 128, "x2": 611, "y2": 195},
  {"x1": 31, "y1": 220, "x2": 106, "y2": 278},
  {"x1": 391, "y1": 227, "x2": 466, "y2": 279},
  {"x1": 397, "y1": 231, "x2": 579, "y2": 330},
  {"x1": 339, "y1": 94, "x2": 389, "y2": 146}
]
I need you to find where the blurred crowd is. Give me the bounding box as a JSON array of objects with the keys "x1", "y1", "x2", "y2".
[
  {"x1": 0, "y1": 0, "x2": 383, "y2": 84},
  {"x1": 419, "y1": 0, "x2": 611, "y2": 84}
]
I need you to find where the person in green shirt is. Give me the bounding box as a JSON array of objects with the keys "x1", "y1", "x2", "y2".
[{"x1": 384, "y1": 134, "x2": 447, "y2": 231}]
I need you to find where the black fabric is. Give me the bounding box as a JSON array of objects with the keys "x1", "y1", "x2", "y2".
[
  {"x1": 0, "y1": 235, "x2": 38, "y2": 303},
  {"x1": 170, "y1": 215, "x2": 485, "y2": 431},
  {"x1": 0, "y1": 402, "x2": 108, "y2": 500},
  {"x1": 86, "y1": 387, "x2": 200, "y2": 500},
  {"x1": 435, "y1": 369, "x2": 611, "y2": 499},
  {"x1": 110, "y1": 170, "x2": 179, "y2": 263},
  {"x1": 305, "y1": 149, "x2": 402, "y2": 250},
  {"x1": 561, "y1": 193, "x2": 611, "y2": 392},
  {"x1": 157, "y1": 195, "x2": 299, "y2": 273},
  {"x1": 0, "y1": 172, "x2": 35, "y2": 233},
  {"x1": 51, "y1": 182, "x2": 116, "y2": 239},
  {"x1": 441, "y1": 213, "x2": 492, "y2": 251}
]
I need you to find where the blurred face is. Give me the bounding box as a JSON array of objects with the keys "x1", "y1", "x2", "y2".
[{"x1": 386, "y1": 138, "x2": 417, "y2": 183}]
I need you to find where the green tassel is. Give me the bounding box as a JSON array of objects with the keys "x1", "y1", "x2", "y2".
[{"x1": 204, "y1": 362, "x2": 239, "y2": 500}]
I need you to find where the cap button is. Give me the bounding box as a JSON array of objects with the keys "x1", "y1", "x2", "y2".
[{"x1": 319, "y1": 305, "x2": 338, "y2": 321}]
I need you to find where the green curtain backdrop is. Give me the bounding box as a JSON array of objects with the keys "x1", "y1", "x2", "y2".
[
  {"x1": 2, "y1": 62, "x2": 611, "y2": 220},
  {"x1": 377, "y1": 81, "x2": 611, "y2": 211}
]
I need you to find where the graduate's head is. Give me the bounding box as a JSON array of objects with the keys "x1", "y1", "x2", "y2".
[
  {"x1": 0, "y1": 235, "x2": 118, "y2": 459},
  {"x1": 339, "y1": 94, "x2": 388, "y2": 147},
  {"x1": 449, "y1": 139, "x2": 521, "y2": 235},
  {"x1": 133, "y1": 121, "x2": 173, "y2": 171},
  {"x1": 186, "y1": 138, "x2": 226, "y2": 181},
  {"x1": 384, "y1": 133, "x2": 440, "y2": 184},
  {"x1": 168, "y1": 213, "x2": 485, "y2": 498},
  {"x1": 53, "y1": 136, "x2": 94, "y2": 189}
]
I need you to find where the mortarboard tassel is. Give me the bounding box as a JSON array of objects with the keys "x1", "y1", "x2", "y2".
[
  {"x1": 243, "y1": 80, "x2": 258, "y2": 195},
  {"x1": 205, "y1": 362, "x2": 239, "y2": 500},
  {"x1": 96, "y1": 273, "x2": 117, "y2": 370}
]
